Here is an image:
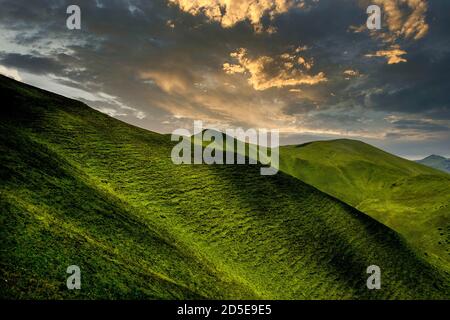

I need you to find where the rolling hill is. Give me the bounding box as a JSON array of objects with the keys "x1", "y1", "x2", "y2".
[
  {"x1": 279, "y1": 140, "x2": 450, "y2": 273},
  {"x1": 417, "y1": 155, "x2": 450, "y2": 173},
  {"x1": 0, "y1": 75, "x2": 449, "y2": 299}
]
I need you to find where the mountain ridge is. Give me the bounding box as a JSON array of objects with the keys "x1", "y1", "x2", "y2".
[
  {"x1": 279, "y1": 140, "x2": 450, "y2": 273},
  {"x1": 1, "y1": 75, "x2": 449, "y2": 299},
  {"x1": 417, "y1": 155, "x2": 450, "y2": 173}
]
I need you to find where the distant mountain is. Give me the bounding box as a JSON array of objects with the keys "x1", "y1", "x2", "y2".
[
  {"x1": 417, "y1": 155, "x2": 450, "y2": 173},
  {"x1": 279, "y1": 140, "x2": 450, "y2": 273},
  {"x1": 1, "y1": 75, "x2": 449, "y2": 299}
]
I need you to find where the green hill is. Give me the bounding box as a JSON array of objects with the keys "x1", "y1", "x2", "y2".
[
  {"x1": 280, "y1": 140, "x2": 450, "y2": 273},
  {"x1": 417, "y1": 155, "x2": 450, "y2": 173},
  {"x1": 0, "y1": 75, "x2": 449, "y2": 299}
]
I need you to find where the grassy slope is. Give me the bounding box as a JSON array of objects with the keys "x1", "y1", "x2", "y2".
[
  {"x1": 0, "y1": 75, "x2": 449, "y2": 299},
  {"x1": 280, "y1": 140, "x2": 450, "y2": 273}
]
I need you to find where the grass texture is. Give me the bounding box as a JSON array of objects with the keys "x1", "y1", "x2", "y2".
[{"x1": 0, "y1": 75, "x2": 449, "y2": 299}]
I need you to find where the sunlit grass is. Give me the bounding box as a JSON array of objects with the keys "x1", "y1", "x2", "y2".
[{"x1": 0, "y1": 75, "x2": 449, "y2": 299}]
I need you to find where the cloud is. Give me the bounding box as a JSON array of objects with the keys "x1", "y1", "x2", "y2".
[
  {"x1": 343, "y1": 69, "x2": 360, "y2": 78},
  {"x1": 357, "y1": 0, "x2": 429, "y2": 65},
  {"x1": 365, "y1": 45, "x2": 407, "y2": 64},
  {"x1": 0, "y1": 0, "x2": 448, "y2": 157},
  {"x1": 140, "y1": 70, "x2": 192, "y2": 94},
  {"x1": 223, "y1": 48, "x2": 327, "y2": 91},
  {"x1": 140, "y1": 69, "x2": 299, "y2": 130},
  {"x1": 385, "y1": 115, "x2": 450, "y2": 133},
  {"x1": 223, "y1": 62, "x2": 246, "y2": 74},
  {"x1": 356, "y1": 0, "x2": 429, "y2": 42},
  {"x1": 168, "y1": 0, "x2": 306, "y2": 32},
  {"x1": 0, "y1": 53, "x2": 63, "y2": 75},
  {"x1": 93, "y1": 91, "x2": 147, "y2": 120},
  {"x1": 373, "y1": 0, "x2": 429, "y2": 41},
  {"x1": 0, "y1": 65, "x2": 21, "y2": 81}
]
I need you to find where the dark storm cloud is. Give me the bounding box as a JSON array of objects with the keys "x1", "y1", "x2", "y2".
[
  {"x1": 283, "y1": 100, "x2": 318, "y2": 116},
  {"x1": 338, "y1": 0, "x2": 450, "y2": 120},
  {"x1": 0, "y1": 53, "x2": 63, "y2": 74},
  {"x1": 391, "y1": 119, "x2": 449, "y2": 132},
  {"x1": 361, "y1": 46, "x2": 450, "y2": 119}
]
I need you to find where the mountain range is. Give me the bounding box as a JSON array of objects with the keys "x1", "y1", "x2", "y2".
[
  {"x1": 279, "y1": 140, "x2": 450, "y2": 274},
  {"x1": 0, "y1": 75, "x2": 448, "y2": 299},
  {"x1": 417, "y1": 155, "x2": 450, "y2": 173}
]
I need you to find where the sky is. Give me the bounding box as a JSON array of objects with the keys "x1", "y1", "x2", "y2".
[{"x1": 0, "y1": 0, "x2": 449, "y2": 159}]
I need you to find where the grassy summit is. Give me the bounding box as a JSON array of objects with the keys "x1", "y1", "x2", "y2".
[
  {"x1": 280, "y1": 140, "x2": 450, "y2": 273},
  {"x1": 0, "y1": 75, "x2": 449, "y2": 299}
]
